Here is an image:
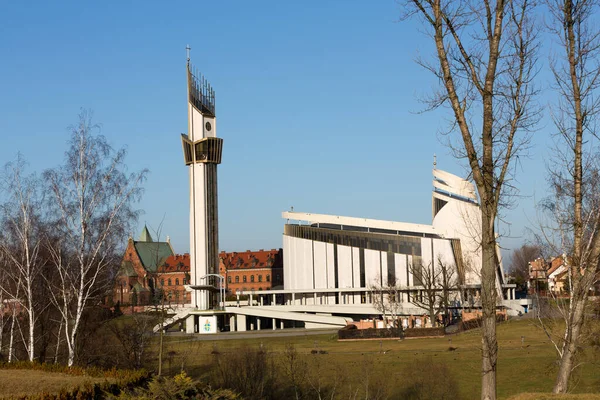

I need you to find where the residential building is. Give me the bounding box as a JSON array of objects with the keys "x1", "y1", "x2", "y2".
[
  {"x1": 156, "y1": 254, "x2": 191, "y2": 305},
  {"x1": 219, "y1": 249, "x2": 283, "y2": 294}
]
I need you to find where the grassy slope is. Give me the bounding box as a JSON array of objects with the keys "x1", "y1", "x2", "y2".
[
  {"x1": 157, "y1": 319, "x2": 600, "y2": 400},
  {"x1": 0, "y1": 370, "x2": 106, "y2": 398}
]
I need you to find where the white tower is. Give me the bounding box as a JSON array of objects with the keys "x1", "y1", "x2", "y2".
[{"x1": 181, "y1": 58, "x2": 223, "y2": 310}]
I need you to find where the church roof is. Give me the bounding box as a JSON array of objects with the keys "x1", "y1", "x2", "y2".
[
  {"x1": 134, "y1": 241, "x2": 173, "y2": 273},
  {"x1": 120, "y1": 260, "x2": 137, "y2": 277},
  {"x1": 139, "y1": 225, "x2": 153, "y2": 242}
]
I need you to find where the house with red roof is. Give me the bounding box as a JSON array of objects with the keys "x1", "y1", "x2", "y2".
[{"x1": 219, "y1": 249, "x2": 284, "y2": 295}]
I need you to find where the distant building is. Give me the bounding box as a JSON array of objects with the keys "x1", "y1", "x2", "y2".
[
  {"x1": 219, "y1": 249, "x2": 284, "y2": 294},
  {"x1": 113, "y1": 226, "x2": 192, "y2": 307},
  {"x1": 156, "y1": 254, "x2": 191, "y2": 305},
  {"x1": 528, "y1": 255, "x2": 570, "y2": 295}
]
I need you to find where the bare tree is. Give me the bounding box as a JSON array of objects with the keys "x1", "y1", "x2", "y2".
[
  {"x1": 370, "y1": 278, "x2": 403, "y2": 329},
  {"x1": 508, "y1": 244, "x2": 542, "y2": 290},
  {"x1": 402, "y1": 1, "x2": 540, "y2": 398},
  {"x1": 0, "y1": 155, "x2": 45, "y2": 362},
  {"x1": 44, "y1": 111, "x2": 147, "y2": 366},
  {"x1": 408, "y1": 258, "x2": 458, "y2": 327},
  {"x1": 110, "y1": 313, "x2": 156, "y2": 369},
  {"x1": 539, "y1": 0, "x2": 600, "y2": 393}
]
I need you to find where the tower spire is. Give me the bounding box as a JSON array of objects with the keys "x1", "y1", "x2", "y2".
[
  {"x1": 186, "y1": 44, "x2": 191, "y2": 64},
  {"x1": 433, "y1": 154, "x2": 437, "y2": 170}
]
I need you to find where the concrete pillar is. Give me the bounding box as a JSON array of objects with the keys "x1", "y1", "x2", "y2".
[
  {"x1": 229, "y1": 315, "x2": 236, "y2": 332},
  {"x1": 260, "y1": 296, "x2": 263, "y2": 306},
  {"x1": 272, "y1": 293, "x2": 276, "y2": 305},
  {"x1": 280, "y1": 320, "x2": 284, "y2": 329},
  {"x1": 257, "y1": 318, "x2": 261, "y2": 330},
  {"x1": 272, "y1": 318, "x2": 276, "y2": 330},
  {"x1": 250, "y1": 323, "x2": 254, "y2": 331},
  {"x1": 186, "y1": 315, "x2": 195, "y2": 334},
  {"x1": 292, "y1": 293, "x2": 295, "y2": 305},
  {"x1": 237, "y1": 314, "x2": 247, "y2": 332},
  {"x1": 249, "y1": 294, "x2": 253, "y2": 306}
]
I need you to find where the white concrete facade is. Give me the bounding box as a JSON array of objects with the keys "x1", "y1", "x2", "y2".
[
  {"x1": 281, "y1": 169, "x2": 509, "y2": 307},
  {"x1": 182, "y1": 62, "x2": 222, "y2": 310}
]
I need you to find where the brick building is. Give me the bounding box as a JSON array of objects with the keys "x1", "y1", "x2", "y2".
[
  {"x1": 219, "y1": 249, "x2": 284, "y2": 294},
  {"x1": 156, "y1": 254, "x2": 191, "y2": 305},
  {"x1": 113, "y1": 226, "x2": 190, "y2": 307}
]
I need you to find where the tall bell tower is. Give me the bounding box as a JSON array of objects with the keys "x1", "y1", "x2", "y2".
[{"x1": 181, "y1": 55, "x2": 223, "y2": 310}]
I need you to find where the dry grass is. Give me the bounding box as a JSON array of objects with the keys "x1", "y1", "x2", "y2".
[
  {"x1": 0, "y1": 370, "x2": 107, "y2": 398},
  {"x1": 507, "y1": 394, "x2": 600, "y2": 400},
  {"x1": 154, "y1": 319, "x2": 600, "y2": 400}
]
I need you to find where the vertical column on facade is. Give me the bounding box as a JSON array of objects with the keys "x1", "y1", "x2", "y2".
[{"x1": 272, "y1": 319, "x2": 276, "y2": 330}]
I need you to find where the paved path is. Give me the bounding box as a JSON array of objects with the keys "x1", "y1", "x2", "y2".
[{"x1": 165, "y1": 328, "x2": 339, "y2": 342}]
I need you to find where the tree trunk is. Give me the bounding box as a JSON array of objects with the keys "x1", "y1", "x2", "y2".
[
  {"x1": 553, "y1": 296, "x2": 585, "y2": 393},
  {"x1": 481, "y1": 204, "x2": 498, "y2": 400},
  {"x1": 8, "y1": 310, "x2": 16, "y2": 362}
]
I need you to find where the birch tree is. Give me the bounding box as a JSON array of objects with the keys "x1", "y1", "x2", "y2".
[
  {"x1": 541, "y1": 0, "x2": 600, "y2": 391},
  {"x1": 402, "y1": 1, "x2": 540, "y2": 398},
  {"x1": 0, "y1": 156, "x2": 45, "y2": 362},
  {"x1": 44, "y1": 111, "x2": 147, "y2": 366}
]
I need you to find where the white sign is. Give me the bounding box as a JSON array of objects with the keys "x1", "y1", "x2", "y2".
[{"x1": 199, "y1": 316, "x2": 217, "y2": 334}]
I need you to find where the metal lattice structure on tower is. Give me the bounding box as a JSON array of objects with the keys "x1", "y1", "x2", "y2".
[{"x1": 181, "y1": 59, "x2": 223, "y2": 310}]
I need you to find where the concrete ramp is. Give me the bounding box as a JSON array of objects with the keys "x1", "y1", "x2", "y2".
[
  {"x1": 153, "y1": 307, "x2": 193, "y2": 333},
  {"x1": 225, "y1": 306, "x2": 350, "y2": 328}
]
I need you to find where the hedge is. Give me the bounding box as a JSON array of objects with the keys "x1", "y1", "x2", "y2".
[
  {"x1": 403, "y1": 327, "x2": 445, "y2": 338},
  {"x1": 338, "y1": 326, "x2": 403, "y2": 340}
]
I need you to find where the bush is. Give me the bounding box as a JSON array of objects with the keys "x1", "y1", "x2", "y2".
[
  {"x1": 338, "y1": 327, "x2": 403, "y2": 340},
  {"x1": 208, "y1": 346, "x2": 278, "y2": 400},
  {"x1": 115, "y1": 372, "x2": 240, "y2": 400},
  {"x1": 403, "y1": 327, "x2": 445, "y2": 338}
]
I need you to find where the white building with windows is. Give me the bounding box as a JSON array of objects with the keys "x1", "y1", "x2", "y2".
[{"x1": 277, "y1": 168, "x2": 515, "y2": 312}]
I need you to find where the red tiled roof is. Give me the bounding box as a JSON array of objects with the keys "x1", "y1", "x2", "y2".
[
  {"x1": 220, "y1": 249, "x2": 282, "y2": 270},
  {"x1": 157, "y1": 253, "x2": 190, "y2": 273}
]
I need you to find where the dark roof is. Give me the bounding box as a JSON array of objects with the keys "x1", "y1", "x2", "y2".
[
  {"x1": 134, "y1": 241, "x2": 173, "y2": 273},
  {"x1": 139, "y1": 225, "x2": 153, "y2": 242},
  {"x1": 120, "y1": 260, "x2": 137, "y2": 277}
]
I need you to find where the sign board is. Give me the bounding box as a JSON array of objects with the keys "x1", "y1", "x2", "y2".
[{"x1": 199, "y1": 316, "x2": 217, "y2": 334}]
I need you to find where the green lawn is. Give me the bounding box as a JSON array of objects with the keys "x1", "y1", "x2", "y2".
[{"x1": 155, "y1": 319, "x2": 600, "y2": 400}]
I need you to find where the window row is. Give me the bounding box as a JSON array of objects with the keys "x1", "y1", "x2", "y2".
[
  {"x1": 228, "y1": 274, "x2": 271, "y2": 284},
  {"x1": 160, "y1": 278, "x2": 187, "y2": 286},
  {"x1": 284, "y1": 224, "x2": 422, "y2": 255}
]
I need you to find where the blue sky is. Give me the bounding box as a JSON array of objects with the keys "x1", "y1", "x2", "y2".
[{"x1": 1, "y1": 1, "x2": 554, "y2": 258}]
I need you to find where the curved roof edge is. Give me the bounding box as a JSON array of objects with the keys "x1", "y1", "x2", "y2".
[{"x1": 433, "y1": 169, "x2": 478, "y2": 203}]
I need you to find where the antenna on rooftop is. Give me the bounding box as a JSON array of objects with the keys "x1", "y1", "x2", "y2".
[
  {"x1": 186, "y1": 44, "x2": 191, "y2": 64},
  {"x1": 433, "y1": 154, "x2": 437, "y2": 170}
]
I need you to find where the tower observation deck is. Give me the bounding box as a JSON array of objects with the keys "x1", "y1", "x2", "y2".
[{"x1": 181, "y1": 61, "x2": 223, "y2": 310}]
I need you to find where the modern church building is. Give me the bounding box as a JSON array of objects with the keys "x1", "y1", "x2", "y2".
[
  {"x1": 279, "y1": 168, "x2": 515, "y2": 307},
  {"x1": 169, "y1": 53, "x2": 522, "y2": 334}
]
